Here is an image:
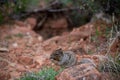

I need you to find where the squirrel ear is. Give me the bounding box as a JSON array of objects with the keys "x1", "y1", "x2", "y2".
[
  {"x1": 57, "y1": 48, "x2": 63, "y2": 53},
  {"x1": 56, "y1": 48, "x2": 62, "y2": 51},
  {"x1": 58, "y1": 48, "x2": 62, "y2": 51}
]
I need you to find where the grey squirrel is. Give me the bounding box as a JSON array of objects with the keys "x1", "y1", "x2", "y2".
[
  {"x1": 50, "y1": 48, "x2": 77, "y2": 68},
  {"x1": 50, "y1": 48, "x2": 96, "y2": 68}
]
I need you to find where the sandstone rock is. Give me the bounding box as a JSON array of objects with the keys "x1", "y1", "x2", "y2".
[
  {"x1": 33, "y1": 56, "x2": 46, "y2": 66},
  {"x1": 18, "y1": 56, "x2": 33, "y2": 65},
  {"x1": 16, "y1": 64, "x2": 26, "y2": 72},
  {"x1": 0, "y1": 41, "x2": 9, "y2": 51},
  {"x1": 38, "y1": 36, "x2": 43, "y2": 42},
  {"x1": 15, "y1": 20, "x2": 26, "y2": 27},
  {"x1": 12, "y1": 42, "x2": 18, "y2": 48},
  {"x1": 0, "y1": 47, "x2": 9, "y2": 52},
  {"x1": 56, "y1": 64, "x2": 101, "y2": 80},
  {"x1": 10, "y1": 71, "x2": 21, "y2": 80},
  {"x1": 25, "y1": 17, "x2": 37, "y2": 29}
]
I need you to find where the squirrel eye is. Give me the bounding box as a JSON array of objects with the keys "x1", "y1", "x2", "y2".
[{"x1": 55, "y1": 52, "x2": 59, "y2": 54}]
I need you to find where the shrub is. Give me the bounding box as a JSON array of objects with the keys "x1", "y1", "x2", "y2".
[{"x1": 20, "y1": 67, "x2": 63, "y2": 80}]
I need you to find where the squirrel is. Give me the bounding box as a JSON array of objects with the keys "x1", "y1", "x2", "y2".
[
  {"x1": 50, "y1": 48, "x2": 96, "y2": 68},
  {"x1": 50, "y1": 48, "x2": 77, "y2": 68}
]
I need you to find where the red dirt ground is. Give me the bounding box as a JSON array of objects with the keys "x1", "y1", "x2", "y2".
[{"x1": 0, "y1": 18, "x2": 118, "y2": 80}]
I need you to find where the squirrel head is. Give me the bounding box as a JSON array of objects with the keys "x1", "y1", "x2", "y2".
[{"x1": 50, "y1": 48, "x2": 64, "y2": 61}]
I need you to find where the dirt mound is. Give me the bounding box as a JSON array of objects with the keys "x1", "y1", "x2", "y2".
[{"x1": 0, "y1": 19, "x2": 117, "y2": 80}]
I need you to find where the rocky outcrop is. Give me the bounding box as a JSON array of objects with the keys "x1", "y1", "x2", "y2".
[{"x1": 56, "y1": 63, "x2": 101, "y2": 80}]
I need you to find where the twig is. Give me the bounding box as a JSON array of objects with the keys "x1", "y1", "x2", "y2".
[
  {"x1": 26, "y1": 7, "x2": 80, "y2": 13},
  {"x1": 37, "y1": 15, "x2": 47, "y2": 28},
  {"x1": 106, "y1": 13, "x2": 120, "y2": 55},
  {"x1": 106, "y1": 32, "x2": 120, "y2": 55},
  {"x1": 12, "y1": 7, "x2": 80, "y2": 19}
]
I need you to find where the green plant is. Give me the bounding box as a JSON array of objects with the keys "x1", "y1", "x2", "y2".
[
  {"x1": 0, "y1": 13, "x2": 4, "y2": 24},
  {"x1": 14, "y1": 33, "x2": 24, "y2": 38},
  {"x1": 20, "y1": 67, "x2": 63, "y2": 80},
  {"x1": 5, "y1": 35, "x2": 13, "y2": 39},
  {"x1": 98, "y1": 53, "x2": 120, "y2": 79},
  {"x1": 104, "y1": 27, "x2": 112, "y2": 38},
  {"x1": 97, "y1": 20, "x2": 120, "y2": 79},
  {"x1": 99, "y1": 55, "x2": 120, "y2": 72},
  {"x1": 13, "y1": 0, "x2": 29, "y2": 13},
  {"x1": 0, "y1": 0, "x2": 39, "y2": 23},
  {"x1": 87, "y1": 50, "x2": 94, "y2": 54}
]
